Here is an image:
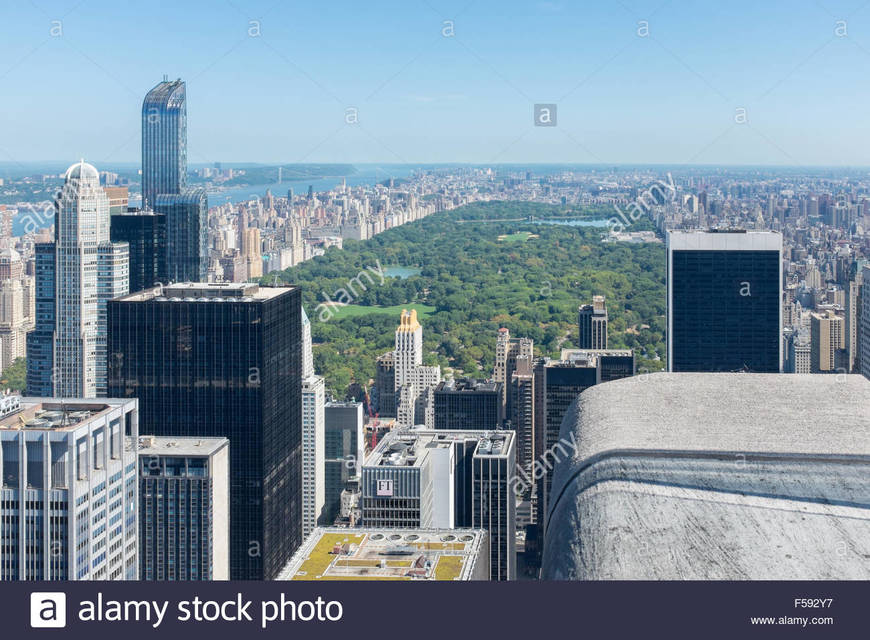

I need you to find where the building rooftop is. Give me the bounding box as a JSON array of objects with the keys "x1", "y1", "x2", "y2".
[
  {"x1": 277, "y1": 527, "x2": 488, "y2": 581},
  {"x1": 435, "y1": 378, "x2": 500, "y2": 393},
  {"x1": 115, "y1": 282, "x2": 296, "y2": 302},
  {"x1": 0, "y1": 397, "x2": 125, "y2": 432},
  {"x1": 543, "y1": 373, "x2": 870, "y2": 580},
  {"x1": 667, "y1": 229, "x2": 782, "y2": 251},
  {"x1": 365, "y1": 428, "x2": 513, "y2": 467},
  {"x1": 558, "y1": 348, "x2": 633, "y2": 363},
  {"x1": 137, "y1": 435, "x2": 228, "y2": 457}
]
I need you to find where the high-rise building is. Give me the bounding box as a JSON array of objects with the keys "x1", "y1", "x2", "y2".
[
  {"x1": 361, "y1": 428, "x2": 516, "y2": 580},
  {"x1": 393, "y1": 309, "x2": 440, "y2": 427},
  {"x1": 155, "y1": 188, "x2": 208, "y2": 283},
  {"x1": 0, "y1": 396, "x2": 139, "y2": 580},
  {"x1": 667, "y1": 230, "x2": 782, "y2": 372},
  {"x1": 510, "y1": 355, "x2": 535, "y2": 499},
  {"x1": 811, "y1": 309, "x2": 845, "y2": 373},
  {"x1": 847, "y1": 268, "x2": 863, "y2": 372},
  {"x1": 433, "y1": 379, "x2": 503, "y2": 430},
  {"x1": 494, "y1": 328, "x2": 533, "y2": 415},
  {"x1": 142, "y1": 78, "x2": 187, "y2": 210},
  {"x1": 110, "y1": 212, "x2": 167, "y2": 294},
  {"x1": 473, "y1": 432, "x2": 516, "y2": 581},
  {"x1": 137, "y1": 435, "x2": 229, "y2": 581},
  {"x1": 104, "y1": 186, "x2": 129, "y2": 215},
  {"x1": 578, "y1": 296, "x2": 608, "y2": 349},
  {"x1": 26, "y1": 161, "x2": 129, "y2": 397},
  {"x1": 142, "y1": 78, "x2": 207, "y2": 283},
  {"x1": 323, "y1": 401, "x2": 364, "y2": 523},
  {"x1": 107, "y1": 282, "x2": 302, "y2": 580},
  {"x1": 25, "y1": 243, "x2": 55, "y2": 394},
  {"x1": 375, "y1": 352, "x2": 396, "y2": 417},
  {"x1": 538, "y1": 349, "x2": 634, "y2": 533},
  {"x1": 0, "y1": 248, "x2": 33, "y2": 372},
  {"x1": 300, "y1": 307, "x2": 325, "y2": 540},
  {"x1": 301, "y1": 377, "x2": 325, "y2": 538}
]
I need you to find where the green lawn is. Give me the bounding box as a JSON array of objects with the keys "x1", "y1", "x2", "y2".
[
  {"x1": 323, "y1": 302, "x2": 436, "y2": 321},
  {"x1": 498, "y1": 231, "x2": 537, "y2": 243}
]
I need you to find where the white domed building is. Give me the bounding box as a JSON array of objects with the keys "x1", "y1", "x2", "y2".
[{"x1": 26, "y1": 160, "x2": 129, "y2": 397}]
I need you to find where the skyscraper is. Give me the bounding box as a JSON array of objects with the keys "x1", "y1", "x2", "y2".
[
  {"x1": 510, "y1": 355, "x2": 535, "y2": 499},
  {"x1": 667, "y1": 230, "x2": 782, "y2": 372},
  {"x1": 578, "y1": 296, "x2": 608, "y2": 349},
  {"x1": 494, "y1": 328, "x2": 533, "y2": 416},
  {"x1": 108, "y1": 282, "x2": 302, "y2": 580},
  {"x1": 393, "y1": 309, "x2": 440, "y2": 427},
  {"x1": 142, "y1": 78, "x2": 187, "y2": 211},
  {"x1": 138, "y1": 435, "x2": 230, "y2": 581},
  {"x1": 361, "y1": 428, "x2": 516, "y2": 580},
  {"x1": 0, "y1": 396, "x2": 139, "y2": 580},
  {"x1": 375, "y1": 352, "x2": 396, "y2": 417},
  {"x1": 0, "y1": 248, "x2": 33, "y2": 372},
  {"x1": 323, "y1": 401, "x2": 364, "y2": 523},
  {"x1": 110, "y1": 212, "x2": 167, "y2": 294},
  {"x1": 142, "y1": 78, "x2": 207, "y2": 283},
  {"x1": 433, "y1": 379, "x2": 503, "y2": 430},
  {"x1": 155, "y1": 188, "x2": 208, "y2": 283},
  {"x1": 810, "y1": 310, "x2": 845, "y2": 373},
  {"x1": 300, "y1": 307, "x2": 325, "y2": 539},
  {"x1": 26, "y1": 161, "x2": 129, "y2": 397}
]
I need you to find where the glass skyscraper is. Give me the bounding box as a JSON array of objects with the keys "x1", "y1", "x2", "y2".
[
  {"x1": 667, "y1": 230, "x2": 782, "y2": 373},
  {"x1": 107, "y1": 283, "x2": 302, "y2": 580},
  {"x1": 142, "y1": 78, "x2": 206, "y2": 283},
  {"x1": 154, "y1": 188, "x2": 208, "y2": 283},
  {"x1": 141, "y1": 78, "x2": 187, "y2": 211}
]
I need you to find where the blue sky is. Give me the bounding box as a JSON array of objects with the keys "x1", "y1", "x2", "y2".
[{"x1": 2, "y1": 0, "x2": 870, "y2": 166}]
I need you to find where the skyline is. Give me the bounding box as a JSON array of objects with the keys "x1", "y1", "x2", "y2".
[{"x1": 3, "y1": 1, "x2": 870, "y2": 166}]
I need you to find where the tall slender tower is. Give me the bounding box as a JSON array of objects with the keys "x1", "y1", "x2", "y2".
[
  {"x1": 142, "y1": 78, "x2": 207, "y2": 282},
  {"x1": 27, "y1": 161, "x2": 128, "y2": 397},
  {"x1": 141, "y1": 78, "x2": 187, "y2": 210},
  {"x1": 300, "y1": 307, "x2": 325, "y2": 539}
]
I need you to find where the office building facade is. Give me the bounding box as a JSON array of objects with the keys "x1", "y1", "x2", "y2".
[
  {"x1": 667, "y1": 230, "x2": 782, "y2": 373},
  {"x1": 361, "y1": 429, "x2": 516, "y2": 580},
  {"x1": 138, "y1": 436, "x2": 229, "y2": 581},
  {"x1": 323, "y1": 401, "x2": 364, "y2": 523},
  {"x1": 154, "y1": 188, "x2": 208, "y2": 283},
  {"x1": 110, "y1": 212, "x2": 167, "y2": 294},
  {"x1": 433, "y1": 379, "x2": 503, "y2": 430},
  {"x1": 0, "y1": 397, "x2": 138, "y2": 580},
  {"x1": 494, "y1": 328, "x2": 533, "y2": 416},
  {"x1": 107, "y1": 282, "x2": 302, "y2": 580}
]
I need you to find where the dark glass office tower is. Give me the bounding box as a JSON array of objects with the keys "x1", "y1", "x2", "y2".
[
  {"x1": 154, "y1": 188, "x2": 208, "y2": 282},
  {"x1": 433, "y1": 379, "x2": 503, "y2": 430},
  {"x1": 110, "y1": 212, "x2": 167, "y2": 293},
  {"x1": 323, "y1": 401, "x2": 363, "y2": 523},
  {"x1": 25, "y1": 243, "x2": 55, "y2": 395},
  {"x1": 108, "y1": 282, "x2": 302, "y2": 580},
  {"x1": 141, "y1": 78, "x2": 187, "y2": 210},
  {"x1": 667, "y1": 230, "x2": 782, "y2": 373}
]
